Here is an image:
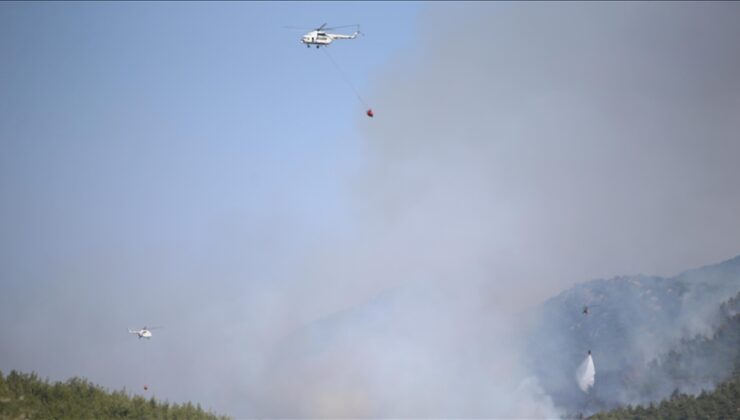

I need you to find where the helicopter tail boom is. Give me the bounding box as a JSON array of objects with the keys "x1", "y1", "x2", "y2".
[{"x1": 329, "y1": 31, "x2": 360, "y2": 40}]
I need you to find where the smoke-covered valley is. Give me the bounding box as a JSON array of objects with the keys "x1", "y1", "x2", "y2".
[{"x1": 251, "y1": 253, "x2": 740, "y2": 417}]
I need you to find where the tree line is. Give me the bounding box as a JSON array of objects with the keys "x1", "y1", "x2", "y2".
[
  {"x1": 590, "y1": 292, "x2": 740, "y2": 419},
  {"x1": 0, "y1": 370, "x2": 230, "y2": 419}
]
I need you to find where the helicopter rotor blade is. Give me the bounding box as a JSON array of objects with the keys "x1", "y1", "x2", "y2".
[
  {"x1": 323, "y1": 24, "x2": 360, "y2": 31},
  {"x1": 284, "y1": 26, "x2": 312, "y2": 31}
]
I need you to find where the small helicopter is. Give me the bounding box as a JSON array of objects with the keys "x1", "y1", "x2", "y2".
[
  {"x1": 296, "y1": 23, "x2": 361, "y2": 48},
  {"x1": 128, "y1": 326, "x2": 162, "y2": 339},
  {"x1": 582, "y1": 304, "x2": 602, "y2": 316}
]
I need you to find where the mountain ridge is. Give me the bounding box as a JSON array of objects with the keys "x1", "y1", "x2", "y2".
[{"x1": 528, "y1": 254, "x2": 740, "y2": 415}]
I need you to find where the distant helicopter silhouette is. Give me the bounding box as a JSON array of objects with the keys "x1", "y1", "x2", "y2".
[{"x1": 128, "y1": 326, "x2": 163, "y2": 339}]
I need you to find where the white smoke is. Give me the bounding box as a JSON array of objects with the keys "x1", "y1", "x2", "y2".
[{"x1": 246, "y1": 2, "x2": 740, "y2": 416}]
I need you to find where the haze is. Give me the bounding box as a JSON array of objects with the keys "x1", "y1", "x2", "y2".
[{"x1": 2, "y1": 2, "x2": 740, "y2": 417}]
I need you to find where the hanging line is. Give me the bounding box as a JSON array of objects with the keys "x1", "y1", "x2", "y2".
[{"x1": 322, "y1": 47, "x2": 369, "y2": 110}]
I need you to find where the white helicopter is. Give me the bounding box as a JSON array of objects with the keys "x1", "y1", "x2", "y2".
[
  {"x1": 294, "y1": 23, "x2": 361, "y2": 48},
  {"x1": 128, "y1": 326, "x2": 162, "y2": 339}
]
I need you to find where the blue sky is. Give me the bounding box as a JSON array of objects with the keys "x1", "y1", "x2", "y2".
[{"x1": 0, "y1": 1, "x2": 421, "y2": 285}]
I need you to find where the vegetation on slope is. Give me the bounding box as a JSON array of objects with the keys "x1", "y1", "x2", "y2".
[
  {"x1": 589, "y1": 372, "x2": 740, "y2": 419},
  {"x1": 0, "y1": 370, "x2": 229, "y2": 420},
  {"x1": 590, "y1": 292, "x2": 740, "y2": 419}
]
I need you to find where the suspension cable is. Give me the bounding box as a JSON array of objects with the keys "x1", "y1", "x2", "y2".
[{"x1": 322, "y1": 47, "x2": 369, "y2": 110}]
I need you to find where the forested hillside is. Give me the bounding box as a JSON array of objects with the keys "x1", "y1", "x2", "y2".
[
  {"x1": 590, "y1": 292, "x2": 740, "y2": 419},
  {"x1": 590, "y1": 371, "x2": 740, "y2": 419},
  {"x1": 0, "y1": 370, "x2": 229, "y2": 419},
  {"x1": 528, "y1": 256, "x2": 740, "y2": 415}
]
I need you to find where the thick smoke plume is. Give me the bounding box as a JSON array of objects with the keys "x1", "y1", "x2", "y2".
[{"x1": 246, "y1": 2, "x2": 740, "y2": 417}]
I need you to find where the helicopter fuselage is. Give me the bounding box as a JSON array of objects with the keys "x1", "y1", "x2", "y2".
[
  {"x1": 302, "y1": 31, "x2": 332, "y2": 46},
  {"x1": 301, "y1": 30, "x2": 358, "y2": 48},
  {"x1": 129, "y1": 329, "x2": 152, "y2": 339}
]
